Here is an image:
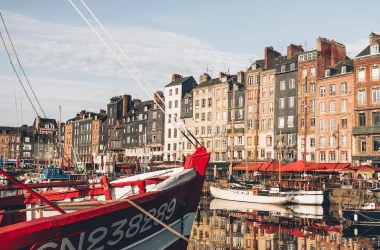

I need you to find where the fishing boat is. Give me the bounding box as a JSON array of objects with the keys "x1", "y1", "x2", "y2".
[
  {"x1": 342, "y1": 202, "x2": 380, "y2": 224},
  {"x1": 0, "y1": 146, "x2": 210, "y2": 249},
  {"x1": 209, "y1": 186, "x2": 293, "y2": 204}
]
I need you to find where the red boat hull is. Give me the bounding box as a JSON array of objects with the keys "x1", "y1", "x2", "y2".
[{"x1": 0, "y1": 147, "x2": 210, "y2": 250}]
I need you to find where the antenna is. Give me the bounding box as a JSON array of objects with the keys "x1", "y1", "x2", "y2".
[
  {"x1": 280, "y1": 46, "x2": 283, "y2": 54},
  {"x1": 305, "y1": 41, "x2": 308, "y2": 51},
  {"x1": 204, "y1": 65, "x2": 214, "y2": 77}
]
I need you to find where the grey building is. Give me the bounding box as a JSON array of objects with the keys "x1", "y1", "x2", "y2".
[{"x1": 274, "y1": 52, "x2": 300, "y2": 161}]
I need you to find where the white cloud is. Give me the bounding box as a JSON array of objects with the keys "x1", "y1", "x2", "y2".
[{"x1": 0, "y1": 10, "x2": 254, "y2": 126}]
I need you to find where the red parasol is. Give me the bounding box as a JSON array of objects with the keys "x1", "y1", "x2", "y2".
[
  {"x1": 101, "y1": 155, "x2": 104, "y2": 170},
  {"x1": 16, "y1": 156, "x2": 20, "y2": 168},
  {"x1": 68, "y1": 158, "x2": 71, "y2": 171}
]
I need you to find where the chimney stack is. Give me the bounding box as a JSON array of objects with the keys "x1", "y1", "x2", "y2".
[
  {"x1": 99, "y1": 109, "x2": 106, "y2": 115},
  {"x1": 237, "y1": 71, "x2": 245, "y2": 83},
  {"x1": 79, "y1": 111, "x2": 85, "y2": 119},
  {"x1": 199, "y1": 73, "x2": 211, "y2": 83},
  {"x1": 370, "y1": 32, "x2": 380, "y2": 45},
  {"x1": 154, "y1": 91, "x2": 164, "y2": 102},
  {"x1": 264, "y1": 46, "x2": 281, "y2": 69},
  {"x1": 133, "y1": 99, "x2": 141, "y2": 107},
  {"x1": 219, "y1": 72, "x2": 226, "y2": 82},
  {"x1": 287, "y1": 44, "x2": 304, "y2": 59},
  {"x1": 35, "y1": 116, "x2": 41, "y2": 130},
  {"x1": 171, "y1": 74, "x2": 182, "y2": 82}
]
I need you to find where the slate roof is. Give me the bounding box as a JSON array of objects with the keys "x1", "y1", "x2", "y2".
[
  {"x1": 356, "y1": 39, "x2": 380, "y2": 57},
  {"x1": 165, "y1": 76, "x2": 197, "y2": 88},
  {"x1": 319, "y1": 59, "x2": 354, "y2": 79},
  {"x1": 249, "y1": 59, "x2": 265, "y2": 70},
  {"x1": 33, "y1": 117, "x2": 57, "y2": 129},
  {"x1": 195, "y1": 75, "x2": 236, "y2": 89}
]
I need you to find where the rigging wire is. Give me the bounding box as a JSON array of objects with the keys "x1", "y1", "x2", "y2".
[
  {"x1": 0, "y1": 30, "x2": 40, "y2": 117},
  {"x1": 0, "y1": 13, "x2": 47, "y2": 118},
  {"x1": 12, "y1": 69, "x2": 19, "y2": 127},
  {"x1": 19, "y1": 64, "x2": 24, "y2": 125},
  {"x1": 68, "y1": 0, "x2": 198, "y2": 147}
]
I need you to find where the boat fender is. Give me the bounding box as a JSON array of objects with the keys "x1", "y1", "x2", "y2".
[
  {"x1": 354, "y1": 227, "x2": 358, "y2": 236},
  {"x1": 354, "y1": 213, "x2": 358, "y2": 221}
]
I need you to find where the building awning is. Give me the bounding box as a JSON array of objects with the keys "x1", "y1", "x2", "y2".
[
  {"x1": 233, "y1": 162, "x2": 265, "y2": 171},
  {"x1": 117, "y1": 163, "x2": 136, "y2": 168}
]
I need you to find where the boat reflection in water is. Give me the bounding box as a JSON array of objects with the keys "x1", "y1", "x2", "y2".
[{"x1": 188, "y1": 199, "x2": 380, "y2": 250}]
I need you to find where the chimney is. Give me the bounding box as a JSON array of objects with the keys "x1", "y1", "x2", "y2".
[
  {"x1": 133, "y1": 99, "x2": 141, "y2": 107},
  {"x1": 154, "y1": 91, "x2": 164, "y2": 102},
  {"x1": 122, "y1": 94, "x2": 130, "y2": 117},
  {"x1": 219, "y1": 72, "x2": 226, "y2": 82},
  {"x1": 264, "y1": 46, "x2": 281, "y2": 69},
  {"x1": 199, "y1": 73, "x2": 211, "y2": 83},
  {"x1": 79, "y1": 110, "x2": 85, "y2": 119},
  {"x1": 287, "y1": 44, "x2": 304, "y2": 59},
  {"x1": 370, "y1": 32, "x2": 380, "y2": 45},
  {"x1": 35, "y1": 116, "x2": 41, "y2": 130},
  {"x1": 99, "y1": 109, "x2": 106, "y2": 115},
  {"x1": 171, "y1": 74, "x2": 182, "y2": 82},
  {"x1": 237, "y1": 71, "x2": 245, "y2": 83}
]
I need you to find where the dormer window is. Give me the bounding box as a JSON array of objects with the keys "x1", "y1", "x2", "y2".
[
  {"x1": 325, "y1": 69, "x2": 331, "y2": 77},
  {"x1": 281, "y1": 65, "x2": 286, "y2": 72},
  {"x1": 185, "y1": 98, "x2": 188, "y2": 104},
  {"x1": 144, "y1": 106, "x2": 148, "y2": 111},
  {"x1": 371, "y1": 45, "x2": 379, "y2": 55},
  {"x1": 341, "y1": 66, "x2": 347, "y2": 74},
  {"x1": 45, "y1": 125, "x2": 49, "y2": 129},
  {"x1": 234, "y1": 84, "x2": 239, "y2": 91},
  {"x1": 251, "y1": 64, "x2": 256, "y2": 70}
]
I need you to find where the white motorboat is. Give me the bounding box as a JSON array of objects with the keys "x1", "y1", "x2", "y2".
[
  {"x1": 279, "y1": 190, "x2": 324, "y2": 205},
  {"x1": 209, "y1": 186, "x2": 293, "y2": 204},
  {"x1": 288, "y1": 205, "x2": 324, "y2": 219}
]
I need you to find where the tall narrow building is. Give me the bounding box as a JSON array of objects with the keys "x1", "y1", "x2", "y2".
[{"x1": 352, "y1": 32, "x2": 380, "y2": 166}]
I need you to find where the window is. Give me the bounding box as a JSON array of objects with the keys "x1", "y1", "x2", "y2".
[
  {"x1": 201, "y1": 99, "x2": 206, "y2": 108},
  {"x1": 201, "y1": 126, "x2": 205, "y2": 135},
  {"x1": 262, "y1": 103, "x2": 266, "y2": 114},
  {"x1": 310, "y1": 100, "x2": 315, "y2": 112},
  {"x1": 247, "y1": 136, "x2": 252, "y2": 146},
  {"x1": 175, "y1": 88, "x2": 178, "y2": 95},
  {"x1": 279, "y1": 98, "x2": 285, "y2": 109},
  {"x1": 330, "y1": 119, "x2": 336, "y2": 131},
  {"x1": 238, "y1": 97, "x2": 243, "y2": 106},
  {"x1": 139, "y1": 124, "x2": 143, "y2": 132},
  {"x1": 301, "y1": 101, "x2": 305, "y2": 113},
  {"x1": 269, "y1": 87, "x2": 274, "y2": 96},
  {"x1": 358, "y1": 68, "x2": 365, "y2": 82},
  {"x1": 255, "y1": 75, "x2": 259, "y2": 84},
  {"x1": 278, "y1": 117, "x2": 284, "y2": 128},
  {"x1": 310, "y1": 66, "x2": 315, "y2": 76},
  {"x1": 359, "y1": 113, "x2": 366, "y2": 126},
  {"x1": 289, "y1": 97, "x2": 295, "y2": 108},
  {"x1": 207, "y1": 112, "x2": 212, "y2": 121},
  {"x1": 287, "y1": 134, "x2": 294, "y2": 145},
  {"x1": 207, "y1": 126, "x2": 211, "y2": 135},
  {"x1": 248, "y1": 76, "x2": 254, "y2": 85},
  {"x1": 310, "y1": 117, "x2": 316, "y2": 127},
  {"x1": 168, "y1": 129, "x2": 171, "y2": 138},
  {"x1": 248, "y1": 120, "x2": 253, "y2": 129},
  {"x1": 320, "y1": 87, "x2": 326, "y2": 97},
  {"x1": 261, "y1": 119, "x2": 266, "y2": 130},
  {"x1": 302, "y1": 68, "x2": 307, "y2": 78},
  {"x1": 341, "y1": 82, "x2": 347, "y2": 94},
  {"x1": 320, "y1": 152, "x2": 326, "y2": 162},
  {"x1": 330, "y1": 136, "x2": 335, "y2": 147},
  {"x1": 269, "y1": 102, "x2": 273, "y2": 112},
  {"x1": 153, "y1": 112, "x2": 157, "y2": 119},
  {"x1": 287, "y1": 116, "x2": 294, "y2": 127},
  {"x1": 320, "y1": 120, "x2": 326, "y2": 131},
  {"x1": 341, "y1": 99, "x2": 347, "y2": 112},
  {"x1": 320, "y1": 136, "x2": 326, "y2": 147},
  {"x1": 371, "y1": 45, "x2": 379, "y2": 55},
  {"x1": 301, "y1": 118, "x2": 305, "y2": 128},
  {"x1": 289, "y1": 79, "x2": 295, "y2": 89},
  {"x1": 216, "y1": 112, "x2": 220, "y2": 120},
  {"x1": 342, "y1": 118, "x2": 348, "y2": 129},
  {"x1": 174, "y1": 129, "x2": 177, "y2": 138},
  {"x1": 248, "y1": 90, "x2": 254, "y2": 100},
  {"x1": 310, "y1": 138, "x2": 316, "y2": 147},
  {"x1": 270, "y1": 74, "x2": 274, "y2": 83},
  {"x1": 329, "y1": 85, "x2": 336, "y2": 96},
  {"x1": 342, "y1": 151, "x2": 348, "y2": 162},
  {"x1": 169, "y1": 89, "x2": 172, "y2": 96},
  {"x1": 374, "y1": 136, "x2": 380, "y2": 151},
  {"x1": 195, "y1": 127, "x2": 199, "y2": 135},
  {"x1": 201, "y1": 113, "x2": 205, "y2": 121},
  {"x1": 302, "y1": 84, "x2": 307, "y2": 94},
  {"x1": 330, "y1": 101, "x2": 336, "y2": 113},
  {"x1": 290, "y1": 63, "x2": 295, "y2": 71},
  {"x1": 265, "y1": 118, "x2": 272, "y2": 129},
  {"x1": 325, "y1": 69, "x2": 331, "y2": 77},
  {"x1": 263, "y1": 76, "x2": 267, "y2": 83},
  {"x1": 310, "y1": 82, "x2": 315, "y2": 92},
  {"x1": 280, "y1": 80, "x2": 286, "y2": 90},
  {"x1": 215, "y1": 152, "x2": 220, "y2": 161},
  {"x1": 330, "y1": 152, "x2": 336, "y2": 162},
  {"x1": 360, "y1": 138, "x2": 366, "y2": 152},
  {"x1": 372, "y1": 88, "x2": 380, "y2": 103},
  {"x1": 373, "y1": 112, "x2": 380, "y2": 125},
  {"x1": 208, "y1": 98, "x2": 212, "y2": 107},
  {"x1": 248, "y1": 104, "x2": 253, "y2": 114},
  {"x1": 222, "y1": 138, "x2": 227, "y2": 148},
  {"x1": 281, "y1": 65, "x2": 286, "y2": 72},
  {"x1": 358, "y1": 89, "x2": 366, "y2": 104},
  {"x1": 342, "y1": 135, "x2": 348, "y2": 146},
  {"x1": 320, "y1": 102, "x2": 326, "y2": 113}
]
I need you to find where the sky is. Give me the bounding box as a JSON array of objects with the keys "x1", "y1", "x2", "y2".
[{"x1": 0, "y1": 0, "x2": 379, "y2": 126}]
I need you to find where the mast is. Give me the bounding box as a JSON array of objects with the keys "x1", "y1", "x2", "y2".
[
  {"x1": 279, "y1": 130, "x2": 282, "y2": 188},
  {"x1": 58, "y1": 106, "x2": 62, "y2": 166},
  {"x1": 229, "y1": 82, "x2": 235, "y2": 179}
]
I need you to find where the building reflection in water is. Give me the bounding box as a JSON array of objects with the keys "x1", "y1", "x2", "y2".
[{"x1": 188, "y1": 199, "x2": 380, "y2": 250}]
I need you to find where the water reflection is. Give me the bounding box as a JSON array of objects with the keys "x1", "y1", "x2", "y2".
[{"x1": 188, "y1": 199, "x2": 380, "y2": 250}]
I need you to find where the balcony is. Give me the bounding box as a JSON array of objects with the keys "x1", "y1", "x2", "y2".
[{"x1": 353, "y1": 125, "x2": 380, "y2": 135}]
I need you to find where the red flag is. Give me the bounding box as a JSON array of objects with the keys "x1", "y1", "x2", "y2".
[
  {"x1": 68, "y1": 158, "x2": 71, "y2": 171},
  {"x1": 16, "y1": 156, "x2": 20, "y2": 168},
  {"x1": 60, "y1": 158, "x2": 64, "y2": 168},
  {"x1": 101, "y1": 155, "x2": 104, "y2": 170}
]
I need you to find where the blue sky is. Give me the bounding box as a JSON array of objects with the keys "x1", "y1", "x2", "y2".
[{"x1": 0, "y1": 0, "x2": 379, "y2": 126}]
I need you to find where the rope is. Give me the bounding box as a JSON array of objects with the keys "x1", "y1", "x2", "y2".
[
  {"x1": 124, "y1": 198, "x2": 189, "y2": 242},
  {"x1": 12, "y1": 69, "x2": 19, "y2": 126},
  {"x1": 0, "y1": 13, "x2": 47, "y2": 118}
]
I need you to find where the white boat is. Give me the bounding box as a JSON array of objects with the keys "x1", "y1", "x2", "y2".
[
  {"x1": 209, "y1": 198, "x2": 292, "y2": 215},
  {"x1": 209, "y1": 186, "x2": 293, "y2": 204},
  {"x1": 288, "y1": 205, "x2": 324, "y2": 219}
]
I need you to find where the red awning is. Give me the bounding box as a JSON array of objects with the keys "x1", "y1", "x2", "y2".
[
  {"x1": 117, "y1": 163, "x2": 136, "y2": 168},
  {"x1": 233, "y1": 162, "x2": 265, "y2": 171}
]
